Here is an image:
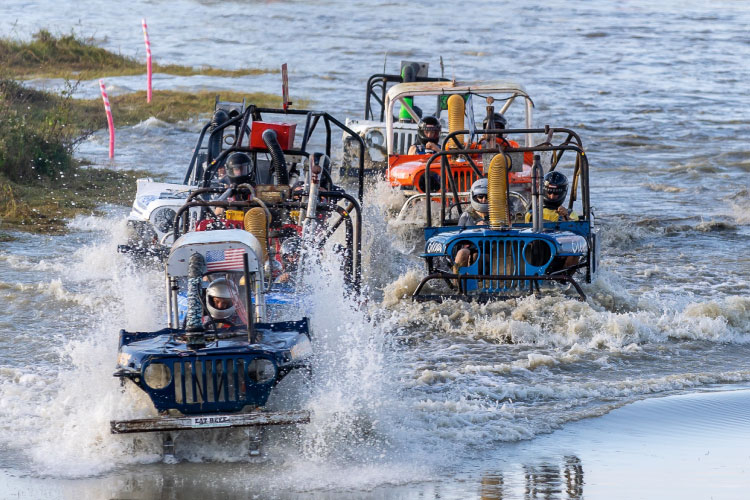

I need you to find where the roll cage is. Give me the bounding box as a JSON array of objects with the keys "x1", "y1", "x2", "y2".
[
  {"x1": 184, "y1": 105, "x2": 366, "y2": 203},
  {"x1": 411, "y1": 125, "x2": 597, "y2": 301}
]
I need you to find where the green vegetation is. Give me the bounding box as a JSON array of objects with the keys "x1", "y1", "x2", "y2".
[
  {"x1": 1, "y1": 168, "x2": 155, "y2": 234},
  {"x1": 0, "y1": 30, "x2": 292, "y2": 234},
  {"x1": 0, "y1": 81, "x2": 280, "y2": 233},
  {"x1": 1, "y1": 30, "x2": 277, "y2": 79},
  {"x1": 0, "y1": 77, "x2": 154, "y2": 232},
  {"x1": 78, "y1": 89, "x2": 283, "y2": 129}
]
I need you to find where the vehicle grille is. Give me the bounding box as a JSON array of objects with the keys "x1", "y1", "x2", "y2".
[
  {"x1": 174, "y1": 357, "x2": 247, "y2": 405},
  {"x1": 393, "y1": 131, "x2": 416, "y2": 154},
  {"x1": 458, "y1": 238, "x2": 553, "y2": 294},
  {"x1": 452, "y1": 170, "x2": 480, "y2": 193}
]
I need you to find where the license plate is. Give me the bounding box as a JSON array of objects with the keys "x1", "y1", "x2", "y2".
[{"x1": 190, "y1": 416, "x2": 232, "y2": 428}]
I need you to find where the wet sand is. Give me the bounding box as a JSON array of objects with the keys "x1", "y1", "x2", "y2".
[{"x1": 2, "y1": 387, "x2": 749, "y2": 499}]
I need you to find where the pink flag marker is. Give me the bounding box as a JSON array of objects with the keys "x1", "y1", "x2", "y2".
[
  {"x1": 142, "y1": 19, "x2": 152, "y2": 103},
  {"x1": 99, "y1": 79, "x2": 115, "y2": 159},
  {"x1": 282, "y1": 63, "x2": 290, "y2": 111}
]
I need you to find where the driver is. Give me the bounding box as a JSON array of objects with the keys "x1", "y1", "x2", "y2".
[
  {"x1": 525, "y1": 171, "x2": 579, "y2": 222},
  {"x1": 408, "y1": 116, "x2": 442, "y2": 155},
  {"x1": 212, "y1": 152, "x2": 254, "y2": 218},
  {"x1": 275, "y1": 237, "x2": 302, "y2": 284},
  {"x1": 458, "y1": 178, "x2": 489, "y2": 228},
  {"x1": 454, "y1": 178, "x2": 489, "y2": 269},
  {"x1": 482, "y1": 113, "x2": 533, "y2": 166},
  {"x1": 225, "y1": 152, "x2": 254, "y2": 186},
  {"x1": 203, "y1": 277, "x2": 240, "y2": 328}
]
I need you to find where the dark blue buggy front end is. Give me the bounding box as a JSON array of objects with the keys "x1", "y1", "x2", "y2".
[{"x1": 112, "y1": 320, "x2": 312, "y2": 434}]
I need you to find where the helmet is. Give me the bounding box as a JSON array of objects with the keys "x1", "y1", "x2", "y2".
[
  {"x1": 482, "y1": 112, "x2": 507, "y2": 131},
  {"x1": 543, "y1": 171, "x2": 569, "y2": 208},
  {"x1": 470, "y1": 178, "x2": 489, "y2": 214},
  {"x1": 205, "y1": 278, "x2": 235, "y2": 320},
  {"x1": 226, "y1": 152, "x2": 253, "y2": 184},
  {"x1": 417, "y1": 116, "x2": 441, "y2": 145}
]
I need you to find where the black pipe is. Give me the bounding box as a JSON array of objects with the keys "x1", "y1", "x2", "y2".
[
  {"x1": 262, "y1": 129, "x2": 289, "y2": 185},
  {"x1": 208, "y1": 109, "x2": 230, "y2": 162},
  {"x1": 319, "y1": 191, "x2": 362, "y2": 290},
  {"x1": 184, "y1": 122, "x2": 212, "y2": 184}
]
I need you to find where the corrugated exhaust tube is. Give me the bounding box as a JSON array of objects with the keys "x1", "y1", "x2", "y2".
[
  {"x1": 244, "y1": 207, "x2": 269, "y2": 263},
  {"x1": 447, "y1": 94, "x2": 465, "y2": 149},
  {"x1": 488, "y1": 153, "x2": 511, "y2": 229}
]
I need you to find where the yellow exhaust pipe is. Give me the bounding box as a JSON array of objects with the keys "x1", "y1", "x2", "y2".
[
  {"x1": 487, "y1": 153, "x2": 511, "y2": 229},
  {"x1": 447, "y1": 94, "x2": 465, "y2": 149},
  {"x1": 244, "y1": 207, "x2": 269, "y2": 263}
]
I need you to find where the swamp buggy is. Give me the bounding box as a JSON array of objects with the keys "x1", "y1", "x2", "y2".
[
  {"x1": 411, "y1": 123, "x2": 600, "y2": 302},
  {"x1": 111, "y1": 105, "x2": 365, "y2": 458},
  {"x1": 382, "y1": 80, "x2": 536, "y2": 220}
]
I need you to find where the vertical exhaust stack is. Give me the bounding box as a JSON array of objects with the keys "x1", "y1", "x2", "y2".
[
  {"x1": 531, "y1": 154, "x2": 544, "y2": 232},
  {"x1": 487, "y1": 154, "x2": 511, "y2": 229},
  {"x1": 185, "y1": 253, "x2": 206, "y2": 347},
  {"x1": 244, "y1": 207, "x2": 269, "y2": 263},
  {"x1": 447, "y1": 94, "x2": 465, "y2": 149},
  {"x1": 303, "y1": 156, "x2": 323, "y2": 242}
]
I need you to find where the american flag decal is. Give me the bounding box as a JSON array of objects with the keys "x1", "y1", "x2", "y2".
[{"x1": 205, "y1": 248, "x2": 245, "y2": 271}]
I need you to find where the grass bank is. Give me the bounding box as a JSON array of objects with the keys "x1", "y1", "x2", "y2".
[
  {"x1": 1, "y1": 30, "x2": 276, "y2": 80},
  {"x1": 0, "y1": 30, "x2": 290, "y2": 234},
  {"x1": 0, "y1": 81, "x2": 280, "y2": 233},
  {"x1": 0, "y1": 169, "x2": 154, "y2": 234}
]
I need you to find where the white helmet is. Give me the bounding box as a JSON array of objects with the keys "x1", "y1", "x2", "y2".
[
  {"x1": 205, "y1": 278, "x2": 235, "y2": 320},
  {"x1": 470, "y1": 178, "x2": 488, "y2": 214}
]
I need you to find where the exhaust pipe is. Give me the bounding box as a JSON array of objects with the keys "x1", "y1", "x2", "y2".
[
  {"x1": 531, "y1": 154, "x2": 543, "y2": 232},
  {"x1": 447, "y1": 94, "x2": 465, "y2": 149},
  {"x1": 487, "y1": 153, "x2": 511, "y2": 229},
  {"x1": 185, "y1": 253, "x2": 206, "y2": 347}
]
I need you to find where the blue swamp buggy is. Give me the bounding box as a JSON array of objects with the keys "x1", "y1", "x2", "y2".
[
  {"x1": 412, "y1": 122, "x2": 600, "y2": 302},
  {"x1": 111, "y1": 104, "x2": 365, "y2": 458}
]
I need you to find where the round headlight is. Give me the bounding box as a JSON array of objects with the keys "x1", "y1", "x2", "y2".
[
  {"x1": 143, "y1": 363, "x2": 172, "y2": 389},
  {"x1": 247, "y1": 359, "x2": 276, "y2": 383},
  {"x1": 151, "y1": 207, "x2": 176, "y2": 234},
  {"x1": 365, "y1": 130, "x2": 384, "y2": 147}
]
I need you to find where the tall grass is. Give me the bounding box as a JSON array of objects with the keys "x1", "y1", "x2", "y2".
[
  {"x1": 0, "y1": 29, "x2": 275, "y2": 79},
  {"x1": 0, "y1": 78, "x2": 80, "y2": 183}
]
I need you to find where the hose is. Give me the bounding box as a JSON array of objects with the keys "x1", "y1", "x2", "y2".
[
  {"x1": 208, "y1": 109, "x2": 230, "y2": 161},
  {"x1": 244, "y1": 207, "x2": 269, "y2": 263},
  {"x1": 262, "y1": 129, "x2": 290, "y2": 186},
  {"x1": 447, "y1": 94, "x2": 465, "y2": 148},
  {"x1": 488, "y1": 154, "x2": 511, "y2": 229}
]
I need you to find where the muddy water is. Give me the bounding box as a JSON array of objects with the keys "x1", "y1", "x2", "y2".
[{"x1": 1, "y1": 0, "x2": 750, "y2": 498}]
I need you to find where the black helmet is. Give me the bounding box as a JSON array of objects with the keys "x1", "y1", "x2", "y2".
[
  {"x1": 482, "y1": 112, "x2": 507, "y2": 131},
  {"x1": 417, "y1": 116, "x2": 441, "y2": 145},
  {"x1": 543, "y1": 171, "x2": 569, "y2": 208},
  {"x1": 226, "y1": 152, "x2": 253, "y2": 184}
]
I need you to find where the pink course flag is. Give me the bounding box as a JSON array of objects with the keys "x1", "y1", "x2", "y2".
[
  {"x1": 98, "y1": 79, "x2": 115, "y2": 159},
  {"x1": 282, "y1": 63, "x2": 290, "y2": 111},
  {"x1": 142, "y1": 18, "x2": 152, "y2": 103}
]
